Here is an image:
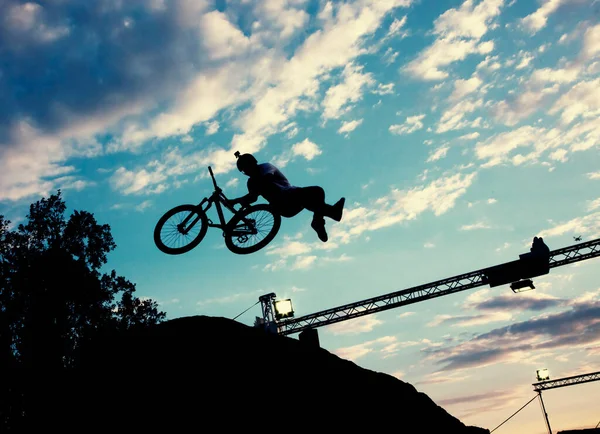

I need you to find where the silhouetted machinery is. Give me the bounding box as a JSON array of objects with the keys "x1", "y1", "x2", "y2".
[{"x1": 256, "y1": 236, "x2": 600, "y2": 340}]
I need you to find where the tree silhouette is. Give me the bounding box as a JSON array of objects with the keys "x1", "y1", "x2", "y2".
[{"x1": 0, "y1": 191, "x2": 165, "y2": 429}]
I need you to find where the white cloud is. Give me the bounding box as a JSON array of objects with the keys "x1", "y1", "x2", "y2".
[
  {"x1": 250, "y1": 0, "x2": 310, "y2": 41},
  {"x1": 273, "y1": 138, "x2": 323, "y2": 167},
  {"x1": 205, "y1": 120, "x2": 220, "y2": 135},
  {"x1": 323, "y1": 253, "x2": 353, "y2": 262},
  {"x1": 322, "y1": 62, "x2": 375, "y2": 120},
  {"x1": 459, "y1": 132, "x2": 481, "y2": 140},
  {"x1": 427, "y1": 311, "x2": 512, "y2": 327},
  {"x1": 515, "y1": 51, "x2": 534, "y2": 69},
  {"x1": 328, "y1": 315, "x2": 384, "y2": 335},
  {"x1": 487, "y1": 198, "x2": 497, "y2": 204},
  {"x1": 581, "y1": 22, "x2": 600, "y2": 60},
  {"x1": 225, "y1": 178, "x2": 239, "y2": 188},
  {"x1": 5, "y1": 2, "x2": 70, "y2": 44},
  {"x1": 494, "y1": 23, "x2": 600, "y2": 127},
  {"x1": 332, "y1": 170, "x2": 477, "y2": 243},
  {"x1": 450, "y1": 75, "x2": 483, "y2": 101},
  {"x1": 116, "y1": 0, "x2": 416, "y2": 177},
  {"x1": 404, "y1": 0, "x2": 503, "y2": 80},
  {"x1": 437, "y1": 98, "x2": 484, "y2": 133},
  {"x1": 266, "y1": 239, "x2": 313, "y2": 258},
  {"x1": 496, "y1": 242, "x2": 511, "y2": 251},
  {"x1": 475, "y1": 117, "x2": 600, "y2": 168},
  {"x1": 338, "y1": 119, "x2": 363, "y2": 134},
  {"x1": 520, "y1": 0, "x2": 586, "y2": 34},
  {"x1": 493, "y1": 85, "x2": 560, "y2": 126},
  {"x1": 460, "y1": 221, "x2": 492, "y2": 231},
  {"x1": 196, "y1": 289, "x2": 263, "y2": 306},
  {"x1": 427, "y1": 145, "x2": 450, "y2": 162},
  {"x1": 389, "y1": 114, "x2": 426, "y2": 135},
  {"x1": 549, "y1": 148, "x2": 568, "y2": 162},
  {"x1": 373, "y1": 83, "x2": 395, "y2": 95},
  {"x1": 383, "y1": 47, "x2": 399, "y2": 65},
  {"x1": 587, "y1": 172, "x2": 600, "y2": 180},
  {"x1": 110, "y1": 167, "x2": 167, "y2": 195},
  {"x1": 587, "y1": 198, "x2": 600, "y2": 212},
  {"x1": 387, "y1": 15, "x2": 408, "y2": 38},
  {"x1": 135, "y1": 200, "x2": 153, "y2": 212},
  {"x1": 424, "y1": 242, "x2": 436, "y2": 248},
  {"x1": 200, "y1": 10, "x2": 252, "y2": 60},
  {"x1": 292, "y1": 138, "x2": 322, "y2": 160},
  {"x1": 549, "y1": 78, "x2": 600, "y2": 124},
  {"x1": 476, "y1": 54, "x2": 502, "y2": 72},
  {"x1": 538, "y1": 211, "x2": 600, "y2": 239},
  {"x1": 333, "y1": 335, "x2": 398, "y2": 361},
  {"x1": 291, "y1": 255, "x2": 317, "y2": 270}
]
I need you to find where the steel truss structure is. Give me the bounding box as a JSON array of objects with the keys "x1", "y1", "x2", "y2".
[
  {"x1": 533, "y1": 371, "x2": 600, "y2": 392},
  {"x1": 275, "y1": 238, "x2": 600, "y2": 336}
]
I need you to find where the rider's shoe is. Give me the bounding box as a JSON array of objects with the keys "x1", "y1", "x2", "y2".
[
  {"x1": 329, "y1": 197, "x2": 345, "y2": 222},
  {"x1": 311, "y1": 217, "x2": 328, "y2": 242}
]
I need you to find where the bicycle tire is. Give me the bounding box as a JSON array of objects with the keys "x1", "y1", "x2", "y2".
[
  {"x1": 224, "y1": 204, "x2": 281, "y2": 254},
  {"x1": 154, "y1": 204, "x2": 208, "y2": 255}
]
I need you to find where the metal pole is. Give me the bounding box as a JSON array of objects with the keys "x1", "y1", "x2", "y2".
[{"x1": 538, "y1": 391, "x2": 552, "y2": 434}]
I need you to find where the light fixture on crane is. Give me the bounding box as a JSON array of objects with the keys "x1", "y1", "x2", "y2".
[
  {"x1": 274, "y1": 298, "x2": 294, "y2": 320},
  {"x1": 536, "y1": 369, "x2": 550, "y2": 381},
  {"x1": 510, "y1": 279, "x2": 535, "y2": 293}
]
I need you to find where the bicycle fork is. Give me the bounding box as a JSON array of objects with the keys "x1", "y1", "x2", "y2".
[{"x1": 177, "y1": 201, "x2": 206, "y2": 235}]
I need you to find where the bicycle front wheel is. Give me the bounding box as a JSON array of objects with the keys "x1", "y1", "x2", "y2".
[
  {"x1": 154, "y1": 204, "x2": 208, "y2": 255},
  {"x1": 224, "y1": 204, "x2": 281, "y2": 254}
]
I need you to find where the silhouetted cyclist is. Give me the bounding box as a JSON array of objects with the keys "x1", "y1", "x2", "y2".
[{"x1": 229, "y1": 152, "x2": 345, "y2": 242}]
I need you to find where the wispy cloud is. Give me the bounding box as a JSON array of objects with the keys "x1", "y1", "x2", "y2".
[
  {"x1": 333, "y1": 335, "x2": 397, "y2": 361},
  {"x1": 135, "y1": 200, "x2": 153, "y2": 212},
  {"x1": 423, "y1": 294, "x2": 600, "y2": 371},
  {"x1": 389, "y1": 114, "x2": 426, "y2": 135},
  {"x1": 272, "y1": 139, "x2": 323, "y2": 167},
  {"x1": 197, "y1": 289, "x2": 264, "y2": 306},
  {"x1": 520, "y1": 0, "x2": 586, "y2": 34},
  {"x1": 459, "y1": 221, "x2": 492, "y2": 231},
  {"x1": 404, "y1": 0, "x2": 502, "y2": 80},
  {"x1": 427, "y1": 145, "x2": 450, "y2": 162},
  {"x1": 332, "y1": 170, "x2": 477, "y2": 244},
  {"x1": 328, "y1": 315, "x2": 384, "y2": 335},
  {"x1": 338, "y1": 119, "x2": 363, "y2": 135}
]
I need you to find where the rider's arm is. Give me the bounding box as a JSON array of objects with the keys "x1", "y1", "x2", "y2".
[
  {"x1": 230, "y1": 178, "x2": 259, "y2": 206},
  {"x1": 230, "y1": 192, "x2": 258, "y2": 206}
]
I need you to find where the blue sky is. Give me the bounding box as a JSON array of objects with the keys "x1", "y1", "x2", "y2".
[{"x1": 1, "y1": 0, "x2": 600, "y2": 431}]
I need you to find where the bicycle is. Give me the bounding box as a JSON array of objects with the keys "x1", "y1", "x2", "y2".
[{"x1": 153, "y1": 166, "x2": 281, "y2": 255}]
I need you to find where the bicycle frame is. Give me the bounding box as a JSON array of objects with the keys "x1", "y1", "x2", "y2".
[
  {"x1": 178, "y1": 166, "x2": 254, "y2": 236},
  {"x1": 197, "y1": 187, "x2": 236, "y2": 231}
]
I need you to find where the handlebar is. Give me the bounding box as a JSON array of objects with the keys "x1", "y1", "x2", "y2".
[{"x1": 208, "y1": 166, "x2": 218, "y2": 190}]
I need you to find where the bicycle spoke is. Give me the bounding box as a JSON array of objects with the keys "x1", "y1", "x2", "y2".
[
  {"x1": 230, "y1": 209, "x2": 275, "y2": 249},
  {"x1": 160, "y1": 210, "x2": 202, "y2": 250}
]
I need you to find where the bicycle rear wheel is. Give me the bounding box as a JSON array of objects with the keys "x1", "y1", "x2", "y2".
[
  {"x1": 224, "y1": 204, "x2": 281, "y2": 254},
  {"x1": 154, "y1": 204, "x2": 208, "y2": 255}
]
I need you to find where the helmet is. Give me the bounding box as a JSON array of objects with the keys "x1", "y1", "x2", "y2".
[{"x1": 235, "y1": 151, "x2": 257, "y2": 173}]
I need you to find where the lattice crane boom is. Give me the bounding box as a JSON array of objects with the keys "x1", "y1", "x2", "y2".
[
  {"x1": 275, "y1": 238, "x2": 600, "y2": 336},
  {"x1": 533, "y1": 371, "x2": 600, "y2": 391}
]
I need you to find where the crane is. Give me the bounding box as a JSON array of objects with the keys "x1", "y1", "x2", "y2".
[
  {"x1": 257, "y1": 237, "x2": 600, "y2": 337},
  {"x1": 532, "y1": 370, "x2": 600, "y2": 434}
]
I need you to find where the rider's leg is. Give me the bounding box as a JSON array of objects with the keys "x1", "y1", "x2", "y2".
[
  {"x1": 286, "y1": 187, "x2": 344, "y2": 242},
  {"x1": 293, "y1": 187, "x2": 344, "y2": 221}
]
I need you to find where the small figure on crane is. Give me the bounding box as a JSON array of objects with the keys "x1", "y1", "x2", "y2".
[{"x1": 530, "y1": 236, "x2": 550, "y2": 257}]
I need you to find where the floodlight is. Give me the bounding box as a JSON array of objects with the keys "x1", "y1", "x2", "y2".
[
  {"x1": 274, "y1": 299, "x2": 294, "y2": 320},
  {"x1": 536, "y1": 368, "x2": 550, "y2": 381},
  {"x1": 511, "y1": 279, "x2": 535, "y2": 293}
]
